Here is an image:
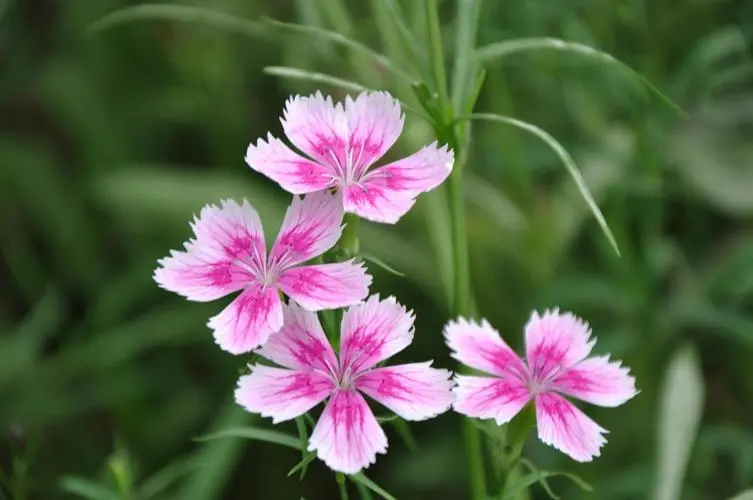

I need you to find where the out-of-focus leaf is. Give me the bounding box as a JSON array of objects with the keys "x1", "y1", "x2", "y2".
[
  {"x1": 372, "y1": 0, "x2": 425, "y2": 75},
  {"x1": 264, "y1": 18, "x2": 411, "y2": 82},
  {"x1": 349, "y1": 473, "x2": 397, "y2": 500},
  {"x1": 503, "y1": 465, "x2": 593, "y2": 499},
  {"x1": 469, "y1": 113, "x2": 621, "y2": 256},
  {"x1": 450, "y1": 0, "x2": 482, "y2": 114},
  {"x1": 730, "y1": 490, "x2": 753, "y2": 500},
  {"x1": 667, "y1": 300, "x2": 753, "y2": 349},
  {"x1": 58, "y1": 477, "x2": 118, "y2": 500},
  {"x1": 138, "y1": 457, "x2": 198, "y2": 499},
  {"x1": 465, "y1": 173, "x2": 528, "y2": 233},
  {"x1": 294, "y1": 416, "x2": 310, "y2": 479},
  {"x1": 476, "y1": 37, "x2": 685, "y2": 115},
  {"x1": 89, "y1": 4, "x2": 267, "y2": 39},
  {"x1": 196, "y1": 426, "x2": 301, "y2": 450},
  {"x1": 287, "y1": 451, "x2": 317, "y2": 478},
  {"x1": 264, "y1": 66, "x2": 369, "y2": 93},
  {"x1": 653, "y1": 344, "x2": 705, "y2": 500}
]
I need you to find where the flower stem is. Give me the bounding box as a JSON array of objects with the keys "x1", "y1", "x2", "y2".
[
  {"x1": 339, "y1": 213, "x2": 360, "y2": 258},
  {"x1": 336, "y1": 473, "x2": 349, "y2": 500}
]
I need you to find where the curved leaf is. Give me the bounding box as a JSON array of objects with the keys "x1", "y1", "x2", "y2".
[
  {"x1": 89, "y1": 4, "x2": 266, "y2": 39},
  {"x1": 349, "y1": 473, "x2": 397, "y2": 500},
  {"x1": 469, "y1": 113, "x2": 621, "y2": 256},
  {"x1": 59, "y1": 477, "x2": 118, "y2": 500},
  {"x1": 196, "y1": 426, "x2": 302, "y2": 451},
  {"x1": 476, "y1": 38, "x2": 685, "y2": 116},
  {"x1": 264, "y1": 17, "x2": 412, "y2": 82},
  {"x1": 264, "y1": 66, "x2": 368, "y2": 93}
]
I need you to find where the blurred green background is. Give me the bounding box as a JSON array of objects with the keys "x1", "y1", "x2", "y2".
[{"x1": 2, "y1": 0, "x2": 753, "y2": 499}]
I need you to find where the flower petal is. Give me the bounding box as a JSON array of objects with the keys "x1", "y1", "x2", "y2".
[
  {"x1": 308, "y1": 390, "x2": 387, "y2": 474},
  {"x1": 453, "y1": 375, "x2": 531, "y2": 425},
  {"x1": 344, "y1": 91, "x2": 404, "y2": 179},
  {"x1": 154, "y1": 199, "x2": 264, "y2": 301},
  {"x1": 444, "y1": 318, "x2": 528, "y2": 379},
  {"x1": 355, "y1": 362, "x2": 453, "y2": 421},
  {"x1": 340, "y1": 295, "x2": 414, "y2": 375},
  {"x1": 278, "y1": 261, "x2": 371, "y2": 311},
  {"x1": 342, "y1": 142, "x2": 453, "y2": 223},
  {"x1": 245, "y1": 133, "x2": 335, "y2": 194},
  {"x1": 552, "y1": 355, "x2": 638, "y2": 407},
  {"x1": 342, "y1": 181, "x2": 416, "y2": 224},
  {"x1": 535, "y1": 392, "x2": 607, "y2": 462},
  {"x1": 269, "y1": 191, "x2": 344, "y2": 267},
  {"x1": 256, "y1": 302, "x2": 338, "y2": 373},
  {"x1": 235, "y1": 365, "x2": 334, "y2": 423},
  {"x1": 525, "y1": 309, "x2": 595, "y2": 381},
  {"x1": 281, "y1": 92, "x2": 349, "y2": 169},
  {"x1": 208, "y1": 284, "x2": 283, "y2": 354}
]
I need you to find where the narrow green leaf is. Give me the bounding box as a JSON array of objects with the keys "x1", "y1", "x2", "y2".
[
  {"x1": 349, "y1": 473, "x2": 397, "y2": 500},
  {"x1": 264, "y1": 66, "x2": 368, "y2": 93},
  {"x1": 374, "y1": 0, "x2": 426, "y2": 75},
  {"x1": 139, "y1": 457, "x2": 198, "y2": 499},
  {"x1": 390, "y1": 418, "x2": 419, "y2": 452},
  {"x1": 503, "y1": 468, "x2": 593, "y2": 499},
  {"x1": 59, "y1": 477, "x2": 118, "y2": 500},
  {"x1": 361, "y1": 252, "x2": 405, "y2": 277},
  {"x1": 450, "y1": 0, "x2": 482, "y2": 113},
  {"x1": 653, "y1": 344, "x2": 704, "y2": 500},
  {"x1": 294, "y1": 417, "x2": 310, "y2": 479},
  {"x1": 287, "y1": 452, "x2": 318, "y2": 478},
  {"x1": 518, "y1": 458, "x2": 593, "y2": 499},
  {"x1": 476, "y1": 37, "x2": 686, "y2": 116},
  {"x1": 730, "y1": 490, "x2": 753, "y2": 500},
  {"x1": 89, "y1": 4, "x2": 267, "y2": 39},
  {"x1": 264, "y1": 18, "x2": 412, "y2": 82},
  {"x1": 469, "y1": 113, "x2": 621, "y2": 256},
  {"x1": 196, "y1": 426, "x2": 302, "y2": 451},
  {"x1": 355, "y1": 480, "x2": 375, "y2": 500},
  {"x1": 424, "y1": 0, "x2": 449, "y2": 108}
]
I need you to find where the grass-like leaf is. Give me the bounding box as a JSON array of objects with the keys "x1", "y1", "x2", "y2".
[
  {"x1": 517, "y1": 458, "x2": 593, "y2": 499},
  {"x1": 196, "y1": 426, "x2": 302, "y2": 451},
  {"x1": 138, "y1": 457, "x2": 198, "y2": 499},
  {"x1": 287, "y1": 451, "x2": 317, "y2": 478},
  {"x1": 349, "y1": 473, "x2": 397, "y2": 500},
  {"x1": 59, "y1": 477, "x2": 119, "y2": 500},
  {"x1": 89, "y1": 4, "x2": 266, "y2": 39},
  {"x1": 373, "y1": 0, "x2": 426, "y2": 75},
  {"x1": 264, "y1": 66, "x2": 368, "y2": 93},
  {"x1": 503, "y1": 462, "x2": 593, "y2": 499},
  {"x1": 263, "y1": 18, "x2": 412, "y2": 82},
  {"x1": 361, "y1": 252, "x2": 405, "y2": 277},
  {"x1": 469, "y1": 113, "x2": 621, "y2": 256},
  {"x1": 476, "y1": 37, "x2": 686, "y2": 116},
  {"x1": 294, "y1": 417, "x2": 310, "y2": 479}
]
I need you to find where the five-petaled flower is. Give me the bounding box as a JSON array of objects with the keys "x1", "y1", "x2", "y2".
[
  {"x1": 445, "y1": 309, "x2": 637, "y2": 462},
  {"x1": 153, "y1": 191, "x2": 371, "y2": 354},
  {"x1": 245, "y1": 91, "x2": 454, "y2": 224},
  {"x1": 235, "y1": 296, "x2": 454, "y2": 474}
]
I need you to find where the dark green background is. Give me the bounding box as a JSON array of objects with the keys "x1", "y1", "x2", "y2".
[{"x1": 2, "y1": 0, "x2": 753, "y2": 498}]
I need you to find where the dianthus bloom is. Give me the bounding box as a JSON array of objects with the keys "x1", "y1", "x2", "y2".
[
  {"x1": 245, "y1": 91, "x2": 454, "y2": 224},
  {"x1": 154, "y1": 192, "x2": 370, "y2": 354},
  {"x1": 445, "y1": 310, "x2": 637, "y2": 462},
  {"x1": 235, "y1": 297, "x2": 454, "y2": 474}
]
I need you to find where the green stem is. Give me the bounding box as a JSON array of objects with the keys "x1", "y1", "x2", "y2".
[
  {"x1": 337, "y1": 473, "x2": 349, "y2": 500},
  {"x1": 340, "y1": 213, "x2": 360, "y2": 258}
]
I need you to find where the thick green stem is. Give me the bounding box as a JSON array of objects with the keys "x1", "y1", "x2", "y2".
[{"x1": 340, "y1": 213, "x2": 361, "y2": 258}]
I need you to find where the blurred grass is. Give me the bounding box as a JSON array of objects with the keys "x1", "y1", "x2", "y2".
[{"x1": 1, "y1": 0, "x2": 752, "y2": 499}]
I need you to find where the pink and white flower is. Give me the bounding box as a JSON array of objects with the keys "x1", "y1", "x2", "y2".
[
  {"x1": 153, "y1": 192, "x2": 371, "y2": 354},
  {"x1": 235, "y1": 297, "x2": 454, "y2": 474},
  {"x1": 445, "y1": 310, "x2": 637, "y2": 462},
  {"x1": 245, "y1": 91, "x2": 454, "y2": 224}
]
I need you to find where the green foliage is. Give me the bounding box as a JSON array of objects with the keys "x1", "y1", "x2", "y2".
[{"x1": 2, "y1": 0, "x2": 752, "y2": 499}]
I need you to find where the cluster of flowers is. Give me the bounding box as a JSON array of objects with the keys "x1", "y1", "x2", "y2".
[{"x1": 154, "y1": 91, "x2": 637, "y2": 474}]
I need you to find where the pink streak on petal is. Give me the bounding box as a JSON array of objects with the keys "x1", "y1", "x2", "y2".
[
  {"x1": 355, "y1": 362, "x2": 453, "y2": 421},
  {"x1": 208, "y1": 284, "x2": 283, "y2": 354},
  {"x1": 257, "y1": 302, "x2": 338, "y2": 374},
  {"x1": 552, "y1": 355, "x2": 638, "y2": 407},
  {"x1": 525, "y1": 309, "x2": 595, "y2": 383},
  {"x1": 344, "y1": 91, "x2": 404, "y2": 179},
  {"x1": 281, "y1": 92, "x2": 349, "y2": 171},
  {"x1": 278, "y1": 261, "x2": 371, "y2": 311},
  {"x1": 535, "y1": 392, "x2": 607, "y2": 462},
  {"x1": 340, "y1": 295, "x2": 414, "y2": 376},
  {"x1": 365, "y1": 141, "x2": 454, "y2": 194},
  {"x1": 342, "y1": 181, "x2": 416, "y2": 224},
  {"x1": 245, "y1": 133, "x2": 336, "y2": 194},
  {"x1": 154, "y1": 199, "x2": 264, "y2": 301},
  {"x1": 235, "y1": 365, "x2": 334, "y2": 423},
  {"x1": 444, "y1": 318, "x2": 528, "y2": 380},
  {"x1": 453, "y1": 375, "x2": 531, "y2": 425},
  {"x1": 308, "y1": 390, "x2": 387, "y2": 474},
  {"x1": 269, "y1": 191, "x2": 344, "y2": 268}
]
